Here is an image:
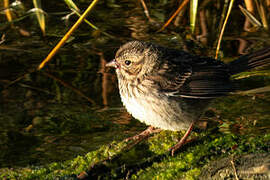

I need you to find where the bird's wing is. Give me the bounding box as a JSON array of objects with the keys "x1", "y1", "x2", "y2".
[{"x1": 152, "y1": 51, "x2": 233, "y2": 99}]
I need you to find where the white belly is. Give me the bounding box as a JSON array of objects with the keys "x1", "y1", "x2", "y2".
[{"x1": 120, "y1": 92, "x2": 192, "y2": 131}]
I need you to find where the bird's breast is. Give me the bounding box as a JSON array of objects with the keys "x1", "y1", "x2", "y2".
[{"x1": 118, "y1": 79, "x2": 193, "y2": 131}]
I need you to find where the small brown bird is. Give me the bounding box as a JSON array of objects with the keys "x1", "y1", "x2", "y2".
[{"x1": 106, "y1": 41, "x2": 270, "y2": 155}]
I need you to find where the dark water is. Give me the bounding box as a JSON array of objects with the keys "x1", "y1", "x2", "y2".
[{"x1": 0, "y1": 1, "x2": 270, "y2": 168}]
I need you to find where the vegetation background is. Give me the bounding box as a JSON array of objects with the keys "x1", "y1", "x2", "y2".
[{"x1": 0, "y1": 0, "x2": 270, "y2": 179}]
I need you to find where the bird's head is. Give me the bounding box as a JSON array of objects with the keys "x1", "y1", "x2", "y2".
[{"x1": 106, "y1": 41, "x2": 159, "y2": 81}]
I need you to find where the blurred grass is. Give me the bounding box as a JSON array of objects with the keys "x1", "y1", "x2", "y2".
[
  {"x1": 33, "y1": 0, "x2": 46, "y2": 35},
  {"x1": 190, "y1": 0, "x2": 198, "y2": 33},
  {"x1": 3, "y1": 0, "x2": 13, "y2": 26}
]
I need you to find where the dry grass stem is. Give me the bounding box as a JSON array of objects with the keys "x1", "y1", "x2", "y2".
[
  {"x1": 215, "y1": 0, "x2": 234, "y2": 59},
  {"x1": 4, "y1": 0, "x2": 13, "y2": 27},
  {"x1": 158, "y1": 0, "x2": 190, "y2": 32},
  {"x1": 231, "y1": 159, "x2": 239, "y2": 180},
  {"x1": 33, "y1": 0, "x2": 46, "y2": 35},
  {"x1": 139, "y1": 0, "x2": 153, "y2": 22},
  {"x1": 190, "y1": 0, "x2": 198, "y2": 33},
  {"x1": 38, "y1": 0, "x2": 99, "y2": 70}
]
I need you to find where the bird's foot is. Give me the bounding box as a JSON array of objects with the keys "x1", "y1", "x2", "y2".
[
  {"x1": 169, "y1": 121, "x2": 195, "y2": 156},
  {"x1": 125, "y1": 126, "x2": 161, "y2": 144}
]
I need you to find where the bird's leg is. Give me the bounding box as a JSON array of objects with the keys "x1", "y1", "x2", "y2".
[
  {"x1": 125, "y1": 126, "x2": 161, "y2": 143},
  {"x1": 170, "y1": 121, "x2": 195, "y2": 156}
]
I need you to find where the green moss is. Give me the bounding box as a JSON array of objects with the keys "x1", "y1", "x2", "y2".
[{"x1": 1, "y1": 130, "x2": 269, "y2": 179}]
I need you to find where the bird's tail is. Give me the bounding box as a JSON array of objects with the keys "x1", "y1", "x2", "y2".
[{"x1": 228, "y1": 46, "x2": 270, "y2": 75}]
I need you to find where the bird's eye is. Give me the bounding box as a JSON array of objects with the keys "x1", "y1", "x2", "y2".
[{"x1": 125, "y1": 60, "x2": 131, "y2": 66}]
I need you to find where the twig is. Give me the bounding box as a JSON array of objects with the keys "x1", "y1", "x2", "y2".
[
  {"x1": 42, "y1": 72, "x2": 96, "y2": 105},
  {"x1": 0, "y1": 34, "x2": 5, "y2": 45},
  {"x1": 99, "y1": 53, "x2": 109, "y2": 106},
  {"x1": 72, "y1": 10, "x2": 114, "y2": 38},
  {"x1": 18, "y1": 83, "x2": 54, "y2": 95},
  {"x1": 4, "y1": 0, "x2": 14, "y2": 27},
  {"x1": 38, "y1": 0, "x2": 100, "y2": 70},
  {"x1": 158, "y1": 0, "x2": 190, "y2": 32},
  {"x1": 139, "y1": 0, "x2": 153, "y2": 22},
  {"x1": 232, "y1": 85, "x2": 270, "y2": 95},
  {"x1": 231, "y1": 159, "x2": 239, "y2": 180},
  {"x1": 255, "y1": 0, "x2": 268, "y2": 30},
  {"x1": 215, "y1": 0, "x2": 235, "y2": 59},
  {"x1": 3, "y1": 69, "x2": 36, "y2": 89}
]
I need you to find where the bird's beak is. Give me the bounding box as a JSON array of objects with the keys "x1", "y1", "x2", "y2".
[{"x1": 106, "y1": 59, "x2": 119, "y2": 69}]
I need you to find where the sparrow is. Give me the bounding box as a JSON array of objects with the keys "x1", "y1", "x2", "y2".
[{"x1": 106, "y1": 41, "x2": 270, "y2": 155}]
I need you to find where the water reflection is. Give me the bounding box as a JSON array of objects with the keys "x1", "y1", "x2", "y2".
[{"x1": 0, "y1": 1, "x2": 270, "y2": 169}]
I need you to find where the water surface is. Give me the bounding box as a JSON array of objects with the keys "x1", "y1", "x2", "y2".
[{"x1": 0, "y1": 1, "x2": 269, "y2": 170}]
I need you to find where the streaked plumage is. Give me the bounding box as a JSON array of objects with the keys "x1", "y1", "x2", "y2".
[
  {"x1": 110, "y1": 41, "x2": 233, "y2": 130},
  {"x1": 106, "y1": 41, "x2": 270, "y2": 154}
]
